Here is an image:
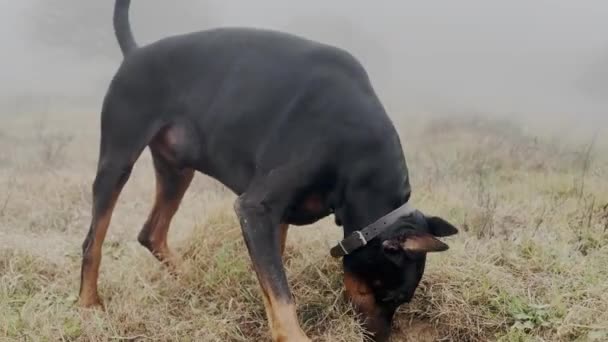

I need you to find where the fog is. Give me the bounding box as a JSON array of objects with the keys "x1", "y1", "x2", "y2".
[{"x1": 1, "y1": 0, "x2": 607, "y2": 125}]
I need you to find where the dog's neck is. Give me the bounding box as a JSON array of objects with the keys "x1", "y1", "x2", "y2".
[
  {"x1": 337, "y1": 179, "x2": 411, "y2": 239},
  {"x1": 332, "y1": 127, "x2": 412, "y2": 239}
]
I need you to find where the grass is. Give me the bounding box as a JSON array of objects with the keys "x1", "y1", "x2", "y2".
[{"x1": 0, "y1": 111, "x2": 607, "y2": 341}]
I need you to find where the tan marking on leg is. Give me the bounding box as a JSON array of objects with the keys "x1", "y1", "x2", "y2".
[
  {"x1": 140, "y1": 168, "x2": 193, "y2": 271},
  {"x1": 259, "y1": 281, "x2": 310, "y2": 342},
  {"x1": 279, "y1": 223, "x2": 289, "y2": 257},
  {"x1": 78, "y1": 194, "x2": 119, "y2": 308}
]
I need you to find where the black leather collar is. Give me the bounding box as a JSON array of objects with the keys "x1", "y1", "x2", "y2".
[{"x1": 330, "y1": 202, "x2": 416, "y2": 257}]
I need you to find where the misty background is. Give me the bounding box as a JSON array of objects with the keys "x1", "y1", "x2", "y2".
[{"x1": 1, "y1": 0, "x2": 607, "y2": 128}]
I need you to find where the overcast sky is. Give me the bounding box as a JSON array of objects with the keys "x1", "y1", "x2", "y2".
[{"x1": 1, "y1": 0, "x2": 607, "y2": 123}]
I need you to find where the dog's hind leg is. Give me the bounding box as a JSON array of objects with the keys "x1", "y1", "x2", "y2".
[
  {"x1": 137, "y1": 147, "x2": 194, "y2": 271},
  {"x1": 78, "y1": 153, "x2": 137, "y2": 308},
  {"x1": 77, "y1": 97, "x2": 160, "y2": 309}
]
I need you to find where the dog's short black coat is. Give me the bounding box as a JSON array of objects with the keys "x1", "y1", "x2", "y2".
[{"x1": 77, "y1": 2, "x2": 458, "y2": 341}]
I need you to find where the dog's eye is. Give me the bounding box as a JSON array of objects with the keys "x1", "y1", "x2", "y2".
[{"x1": 372, "y1": 279, "x2": 383, "y2": 287}]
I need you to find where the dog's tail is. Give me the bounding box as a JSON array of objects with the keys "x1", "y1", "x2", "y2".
[{"x1": 113, "y1": 0, "x2": 138, "y2": 56}]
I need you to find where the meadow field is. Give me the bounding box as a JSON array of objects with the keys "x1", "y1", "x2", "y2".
[{"x1": 1, "y1": 111, "x2": 607, "y2": 341}]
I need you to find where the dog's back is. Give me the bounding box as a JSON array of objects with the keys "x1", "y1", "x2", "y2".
[{"x1": 108, "y1": 1, "x2": 396, "y2": 194}]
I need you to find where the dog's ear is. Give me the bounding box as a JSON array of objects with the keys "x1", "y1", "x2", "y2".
[
  {"x1": 400, "y1": 232, "x2": 449, "y2": 253},
  {"x1": 383, "y1": 232, "x2": 449, "y2": 254},
  {"x1": 425, "y1": 216, "x2": 458, "y2": 237}
]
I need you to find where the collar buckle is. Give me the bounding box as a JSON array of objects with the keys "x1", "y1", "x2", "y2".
[{"x1": 354, "y1": 231, "x2": 367, "y2": 246}]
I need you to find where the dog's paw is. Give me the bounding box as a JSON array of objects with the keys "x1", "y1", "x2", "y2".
[{"x1": 76, "y1": 295, "x2": 105, "y2": 311}]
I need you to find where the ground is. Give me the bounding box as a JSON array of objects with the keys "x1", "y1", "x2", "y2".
[{"x1": 1, "y1": 111, "x2": 607, "y2": 341}]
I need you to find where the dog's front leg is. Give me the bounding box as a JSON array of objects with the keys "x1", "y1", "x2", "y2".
[{"x1": 234, "y1": 196, "x2": 311, "y2": 342}]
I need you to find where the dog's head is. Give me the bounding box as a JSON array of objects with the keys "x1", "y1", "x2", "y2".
[{"x1": 341, "y1": 210, "x2": 458, "y2": 341}]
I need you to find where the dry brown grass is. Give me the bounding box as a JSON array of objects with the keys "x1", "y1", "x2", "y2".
[{"x1": 1, "y1": 111, "x2": 607, "y2": 341}]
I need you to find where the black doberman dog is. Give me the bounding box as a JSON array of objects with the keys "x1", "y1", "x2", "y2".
[{"x1": 78, "y1": 1, "x2": 459, "y2": 341}]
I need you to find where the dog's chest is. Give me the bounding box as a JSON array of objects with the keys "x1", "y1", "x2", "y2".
[{"x1": 284, "y1": 193, "x2": 332, "y2": 226}]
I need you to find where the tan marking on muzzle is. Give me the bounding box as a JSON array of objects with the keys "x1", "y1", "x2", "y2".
[{"x1": 344, "y1": 272, "x2": 393, "y2": 341}]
